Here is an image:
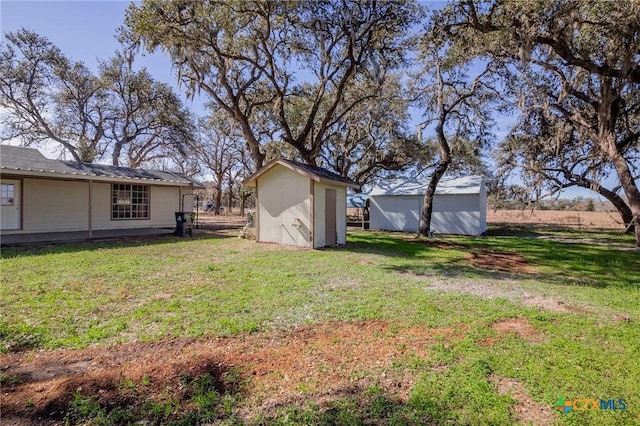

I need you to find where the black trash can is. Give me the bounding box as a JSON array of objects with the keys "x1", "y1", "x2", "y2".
[{"x1": 174, "y1": 212, "x2": 192, "y2": 237}]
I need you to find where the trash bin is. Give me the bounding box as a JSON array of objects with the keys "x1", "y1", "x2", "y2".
[{"x1": 174, "y1": 212, "x2": 193, "y2": 237}]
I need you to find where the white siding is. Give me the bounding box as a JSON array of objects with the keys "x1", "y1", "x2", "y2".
[
  {"x1": 257, "y1": 166, "x2": 311, "y2": 247},
  {"x1": 313, "y1": 183, "x2": 347, "y2": 248},
  {"x1": 22, "y1": 179, "x2": 89, "y2": 232},
  {"x1": 2, "y1": 179, "x2": 188, "y2": 234},
  {"x1": 93, "y1": 183, "x2": 179, "y2": 230},
  {"x1": 370, "y1": 195, "x2": 422, "y2": 232},
  {"x1": 370, "y1": 193, "x2": 486, "y2": 235}
]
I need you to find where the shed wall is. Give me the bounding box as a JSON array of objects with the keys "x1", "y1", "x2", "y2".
[
  {"x1": 369, "y1": 195, "x2": 421, "y2": 232},
  {"x1": 313, "y1": 183, "x2": 347, "y2": 248},
  {"x1": 370, "y1": 193, "x2": 486, "y2": 235},
  {"x1": 257, "y1": 166, "x2": 311, "y2": 247}
]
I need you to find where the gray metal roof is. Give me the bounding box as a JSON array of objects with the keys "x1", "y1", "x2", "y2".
[
  {"x1": 369, "y1": 175, "x2": 484, "y2": 197},
  {"x1": 0, "y1": 145, "x2": 203, "y2": 187},
  {"x1": 243, "y1": 158, "x2": 359, "y2": 189}
]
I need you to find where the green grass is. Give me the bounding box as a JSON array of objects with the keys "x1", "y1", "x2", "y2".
[{"x1": 1, "y1": 227, "x2": 639, "y2": 425}]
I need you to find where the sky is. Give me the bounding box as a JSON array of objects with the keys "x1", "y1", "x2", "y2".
[
  {"x1": 0, "y1": 0, "x2": 206, "y2": 113},
  {"x1": 0, "y1": 1, "x2": 610, "y2": 200}
]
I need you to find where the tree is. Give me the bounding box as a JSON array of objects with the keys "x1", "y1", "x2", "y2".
[
  {"x1": 412, "y1": 18, "x2": 498, "y2": 237},
  {"x1": 121, "y1": 0, "x2": 422, "y2": 170},
  {"x1": 195, "y1": 114, "x2": 249, "y2": 215},
  {"x1": 318, "y1": 75, "x2": 422, "y2": 186},
  {"x1": 0, "y1": 29, "x2": 196, "y2": 168},
  {"x1": 99, "y1": 52, "x2": 196, "y2": 168},
  {"x1": 0, "y1": 29, "x2": 105, "y2": 162},
  {"x1": 441, "y1": 0, "x2": 640, "y2": 247},
  {"x1": 498, "y1": 109, "x2": 636, "y2": 229}
]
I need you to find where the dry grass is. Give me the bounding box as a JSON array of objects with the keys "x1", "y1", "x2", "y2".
[{"x1": 487, "y1": 209, "x2": 625, "y2": 230}]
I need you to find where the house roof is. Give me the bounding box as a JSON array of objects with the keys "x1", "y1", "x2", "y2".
[
  {"x1": 369, "y1": 175, "x2": 484, "y2": 197},
  {"x1": 242, "y1": 158, "x2": 360, "y2": 189},
  {"x1": 0, "y1": 145, "x2": 203, "y2": 187}
]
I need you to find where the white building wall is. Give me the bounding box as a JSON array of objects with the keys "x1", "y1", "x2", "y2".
[
  {"x1": 370, "y1": 193, "x2": 486, "y2": 235},
  {"x1": 257, "y1": 166, "x2": 311, "y2": 247},
  {"x1": 92, "y1": 183, "x2": 180, "y2": 230},
  {"x1": 4, "y1": 178, "x2": 188, "y2": 234},
  {"x1": 23, "y1": 178, "x2": 89, "y2": 232},
  {"x1": 432, "y1": 194, "x2": 484, "y2": 235},
  {"x1": 313, "y1": 183, "x2": 347, "y2": 248},
  {"x1": 370, "y1": 195, "x2": 422, "y2": 232}
]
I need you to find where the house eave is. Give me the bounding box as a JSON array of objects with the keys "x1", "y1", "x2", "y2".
[{"x1": 1, "y1": 167, "x2": 203, "y2": 188}]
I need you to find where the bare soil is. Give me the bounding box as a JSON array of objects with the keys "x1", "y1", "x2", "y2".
[
  {"x1": 490, "y1": 375, "x2": 556, "y2": 426},
  {"x1": 1, "y1": 318, "x2": 559, "y2": 426},
  {"x1": 487, "y1": 209, "x2": 624, "y2": 230},
  {"x1": 1, "y1": 321, "x2": 463, "y2": 425}
]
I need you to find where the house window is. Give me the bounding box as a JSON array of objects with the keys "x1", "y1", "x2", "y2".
[
  {"x1": 1, "y1": 183, "x2": 14, "y2": 206},
  {"x1": 112, "y1": 184, "x2": 149, "y2": 219}
]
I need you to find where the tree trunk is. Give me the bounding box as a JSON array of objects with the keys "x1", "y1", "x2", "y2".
[
  {"x1": 214, "y1": 172, "x2": 223, "y2": 215},
  {"x1": 609, "y1": 151, "x2": 640, "y2": 248},
  {"x1": 602, "y1": 130, "x2": 640, "y2": 247},
  {"x1": 419, "y1": 115, "x2": 451, "y2": 237},
  {"x1": 566, "y1": 174, "x2": 635, "y2": 233},
  {"x1": 227, "y1": 175, "x2": 233, "y2": 215},
  {"x1": 419, "y1": 160, "x2": 450, "y2": 236}
]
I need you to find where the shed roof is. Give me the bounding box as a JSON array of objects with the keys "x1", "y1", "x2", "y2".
[
  {"x1": 369, "y1": 175, "x2": 484, "y2": 197},
  {"x1": 0, "y1": 145, "x2": 203, "y2": 187},
  {"x1": 242, "y1": 158, "x2": 360, "y2": 189}
]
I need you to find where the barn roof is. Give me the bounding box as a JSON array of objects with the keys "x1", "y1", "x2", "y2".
[
  {"x1": 0, "y1": 145, "x2": 203, "y2": 187},
  {"x1": 243, "y1": 158, "x2": 360, "y2": 189},
  {"x1": 369, "y1": 175, "x2": 484, "y2": 197}
]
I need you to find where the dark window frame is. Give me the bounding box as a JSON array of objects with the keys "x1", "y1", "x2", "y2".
[{"x1": 111, "y1": 184, "x2": 150, "y2": 220}]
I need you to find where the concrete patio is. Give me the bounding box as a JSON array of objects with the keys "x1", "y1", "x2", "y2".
[{"x1": 0, "y1": 227, "x2": 177, "y2": 246}]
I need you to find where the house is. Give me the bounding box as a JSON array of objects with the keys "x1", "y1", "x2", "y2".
[
  {"x1": 369, "y1": 175, "x2": 487, "y2": 235},
  {"x1": 242, "y1": 158, "x2": 359, "y2": 248},
  {"x1": 0, "y1": 145, "x2": 203, "y2": 242}
]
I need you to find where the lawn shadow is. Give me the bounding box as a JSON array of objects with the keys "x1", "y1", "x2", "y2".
[
  {"x1": 0, "y1": 224, "x2": 243, "y2": 259},
  {"x1": 341, "y1": 229, "x2": 639, "y2": 289}
]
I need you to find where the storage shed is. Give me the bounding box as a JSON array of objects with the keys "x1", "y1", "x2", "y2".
[
  {"x1": 369, "y1": 175, "x2": 486, "y2": 235},
  {"x1": 242, "y1": 159, "x2": 359, "y2": 248}
]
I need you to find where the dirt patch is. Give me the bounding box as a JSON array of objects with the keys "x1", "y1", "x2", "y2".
[
  {"x1": 0, "y1": 321, "x2": 465, "y2": 424},
  {"x1": 521, "y1": 297, "x2": 589, "y2": 314},
  {"x1": 482, "y1": 317, "x2": 543, "y2": 346},
  {"x1": 466, "y1": 251, "x2": 536, "y2": 274},
  {"x1": 490, "y1": 375, "x2": 556, "y2": 426},
  {"x1": 409, "y1": 240, "x2": 537, "y2": 274},
  {"x1": 409, "y1": 239, "x2": 469, "y2": 250}
]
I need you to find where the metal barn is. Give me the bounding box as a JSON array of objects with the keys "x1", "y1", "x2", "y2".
[
  {"x1": 369, "y1": 175, "x2": 487, "y2": 236},
  {"x1": 243, "y1": 159, "x2": 359, "y2": 248}
]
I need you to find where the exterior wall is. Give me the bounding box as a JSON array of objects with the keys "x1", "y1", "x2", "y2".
[
  {"x1": 479, "y1": 181, "x2": 487, "y2": 234},
  {"x1": 257, "y1": 166, "x2": 311, "y2": 247},
  {"x1": 370, "y1": 195, "x2": 422, "y2": 232},
  {"x1": 431, "y1": 194, "x2": 482, "y2": 235},
  {"x1": 92, "y1": 183, "x2": 180, "y2": 230},
  {"x1": 22, "y1": 178, "x2": 89, "y2": 232},
  {"x1": 370, "y1": 193, "x2": 487, "y2": 235},
  {"x1": 1, "y1": 177, "x2": 190, "y2": 235},
  {"x1": 313, "y1": 183, "x2": 347, "y2": 248}
]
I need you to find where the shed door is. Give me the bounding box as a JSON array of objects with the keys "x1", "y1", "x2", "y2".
[
  {"x1": 1, "y1": 180, "x2": 21, "y2": 230},
  {"x1": 325, "y1": 188, "x2": 337, "y2": 246}
]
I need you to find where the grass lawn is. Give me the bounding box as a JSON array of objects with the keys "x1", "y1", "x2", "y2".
[{"x1": 1, "y1": 227, "x2": 639, "y2": 425}]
